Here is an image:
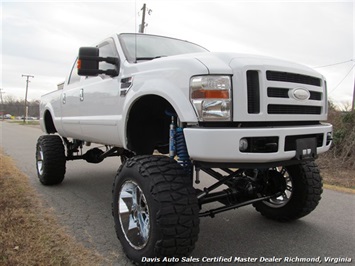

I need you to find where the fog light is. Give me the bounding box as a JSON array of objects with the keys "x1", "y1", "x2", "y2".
[{"x1": 239, "y1": 138, "x2": 248, "y2": 151}]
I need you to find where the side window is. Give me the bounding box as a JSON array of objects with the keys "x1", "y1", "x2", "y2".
[
  {"x1": 98, "y1": 40, "x2": 118, "y2": 72},
  {"x1": 68, "y1": 59, "x2": 81, "y2": 85}
]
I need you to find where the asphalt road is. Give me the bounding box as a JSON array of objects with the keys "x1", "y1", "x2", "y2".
[{"x1": 1, "y1": 121, "x2": 354, "y2": 266}]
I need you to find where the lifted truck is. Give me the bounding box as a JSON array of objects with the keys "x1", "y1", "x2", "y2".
[{"x1": 36, "y1": 33, "x2": 332, "y2": 264}]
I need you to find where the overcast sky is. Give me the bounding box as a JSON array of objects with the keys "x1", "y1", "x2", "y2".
[{"x1": 1, "y1": 0, "x2": 354, "y2": 107}]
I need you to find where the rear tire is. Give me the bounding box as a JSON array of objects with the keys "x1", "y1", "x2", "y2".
[
  {"x1": 253, "y1": 160, "x2": 323, "y2": 222},
  {"x1": 112, "y1": 155, "x2": 199, "y2": 265},
  {"x1": 35, "y1": 135, "x2": 66, "y2": 185}
]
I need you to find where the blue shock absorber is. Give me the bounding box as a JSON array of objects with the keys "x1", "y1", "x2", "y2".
[
  {"x1": 175, "y1": 127, "x2": 192, "y2": 174},
  {"x1": 169, "y1": 116, "x2": 176, "y2": 158},
  {"x1": 166, "y1": 111, "x2": 192, "y2": 175}
]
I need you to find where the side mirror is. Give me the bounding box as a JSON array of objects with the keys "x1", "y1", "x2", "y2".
[
  {"x1": 78, "y1": 47, "x2": 100, "y2": 76},
  {"x1": 77, "y1": 47, "x2": 119, "y2": 77}
]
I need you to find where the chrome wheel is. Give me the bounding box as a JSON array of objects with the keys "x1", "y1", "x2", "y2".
[
  {"x1": 118, "y1": 180, "x2": 150, "y2": 250},
  {"x1": 36, "y1": 147, "x2": 44, "y2": 176},
  {"x1": 264, "y1": 167, "x2": 293, "y2": 208}
]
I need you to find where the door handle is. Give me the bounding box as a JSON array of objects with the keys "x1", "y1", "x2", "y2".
[
  {"x1": 62, "y1": 93, "x2": 66, "y2": 104},
  {"x1": 79, "y1": 89, "x2": 84, "y2": 101}
]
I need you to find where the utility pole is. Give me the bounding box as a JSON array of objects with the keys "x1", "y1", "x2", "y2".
[
  {"x1": 139, "y1": 3, "x2": 146, "y2": 33},
  {"x1": 22, "y1": 74, "x2": 34, "y2": 123},
  {"x1": 352, "y1": 76, "x2": 355, "y2": 112},
  {"x1": 139, "y1": 3, "x2": 152, "y2": 33},
  {"x1": 0, "y1": 88, "x2": 4, "y2": 120}
]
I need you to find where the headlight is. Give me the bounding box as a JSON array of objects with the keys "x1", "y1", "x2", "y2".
[{"x1": 190, "y1": 75, "x2": 232, "y2": 121}]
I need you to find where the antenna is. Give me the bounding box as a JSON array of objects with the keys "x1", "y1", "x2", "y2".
[{"x1": 135, "y1": 1, "x2": 138, "y2": 63}]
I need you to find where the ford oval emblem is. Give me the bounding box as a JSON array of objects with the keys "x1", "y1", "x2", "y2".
[{"x1": 292, "y1": 88, "x2": 310, "y2": 101}]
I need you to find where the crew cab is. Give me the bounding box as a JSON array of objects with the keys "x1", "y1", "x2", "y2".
[{"x1": 36, "y1": 33, "x2": 332, "y2": 265}]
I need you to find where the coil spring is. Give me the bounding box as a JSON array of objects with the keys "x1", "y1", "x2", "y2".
[{"x1": 175, "y1": 127, "x2": 192, "y2": 174}]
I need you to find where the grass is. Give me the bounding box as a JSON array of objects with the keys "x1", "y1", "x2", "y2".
[
  {"x1": 318, "y1": 156, "x2": 355, "y2": 191},
  {"x1": 0, "y1": 151, "x2": 105, "y2": 266},
  {"x1": 324, "y1": 184, "x2": 355, "y2": 194}
]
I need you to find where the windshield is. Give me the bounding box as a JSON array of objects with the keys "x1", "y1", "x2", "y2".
[{"x1": 119, "y1": 33, "x2": 208, "y2": 63}]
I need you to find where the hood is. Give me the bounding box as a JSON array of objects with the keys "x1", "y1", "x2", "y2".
[{"x1": 192, "y1": 52, "x2": 321, "y2": 78}]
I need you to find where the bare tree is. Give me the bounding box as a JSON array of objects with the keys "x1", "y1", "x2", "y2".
[{"x1": 2, "y1": 96, "x2": 39, "y2": 117}]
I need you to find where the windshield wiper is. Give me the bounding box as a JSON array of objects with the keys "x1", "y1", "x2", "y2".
[{"x1": 135, "y1": 55, "x2": 167, "y2": 61}]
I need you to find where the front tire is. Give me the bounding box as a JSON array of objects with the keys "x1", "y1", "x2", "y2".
[
  {"x1": 112, "y1": 155, "x2": 199, "y2": 265},
  {"x1": 253, "y1": 160, "x2": 323, "y2": 222},
  {"x1": 35, "y1": 135, "x2": 66, "y2": 185}
]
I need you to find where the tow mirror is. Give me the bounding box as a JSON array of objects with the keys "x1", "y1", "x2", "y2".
[
  {"x1": 77, "y1": 47, "x2": 119, "y2": 77},
  {"x1": 78, "y1": 47, "x2": 100, "y2": 76}
]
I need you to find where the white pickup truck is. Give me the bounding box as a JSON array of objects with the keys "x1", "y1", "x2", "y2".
[{"x1": 36, "y1": 33, "x2": 332, "y2": 264}]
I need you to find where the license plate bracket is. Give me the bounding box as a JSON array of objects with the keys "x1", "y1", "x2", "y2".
[{"x1": 295, "y1": 137, "x2": 317, "y2": 160}]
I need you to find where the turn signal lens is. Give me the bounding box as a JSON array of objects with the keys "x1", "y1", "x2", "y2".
[{"x1": 191, "y1": 89, "x2": 230, "y2": 99}]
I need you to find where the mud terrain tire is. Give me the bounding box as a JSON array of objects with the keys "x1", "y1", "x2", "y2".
[
  {"x1": 35, "y1": 135, "x2": 66, "y2": 185},
  {"x1": 112, "y1": 155, "x2": 199, "y2": 265},
  {"x1": 253, "y1": 160, "x2": 323, "y2": 222}
]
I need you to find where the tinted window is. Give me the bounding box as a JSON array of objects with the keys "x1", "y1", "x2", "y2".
[
  {"x1": 119, "y1": 34, "x2": 208, "y2": 63},
  {"x1": 99, "y1": 40, "x2": 118, "y2": 72}
]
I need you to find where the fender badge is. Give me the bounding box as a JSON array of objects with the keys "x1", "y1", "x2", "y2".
[{"x1": 120, "y1": 77, "x2": 133, "y2": 96}]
